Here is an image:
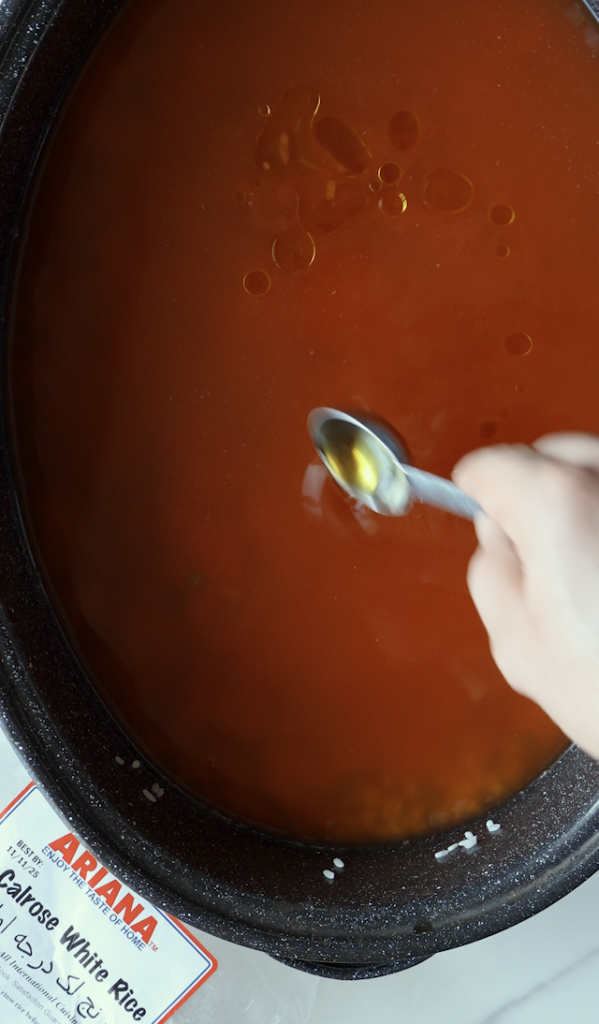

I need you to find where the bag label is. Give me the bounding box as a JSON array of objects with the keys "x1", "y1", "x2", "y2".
[{"x1": 0, "y1": 783, "x2": 216, "y2": 1024}]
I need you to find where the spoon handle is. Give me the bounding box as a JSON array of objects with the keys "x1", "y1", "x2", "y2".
[{"x1": 401, "y1": 466, "x2": 482, "y2": 520}]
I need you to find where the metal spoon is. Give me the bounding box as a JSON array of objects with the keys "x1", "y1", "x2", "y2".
[{"x1": 307, "y1": 407, "x2": 481, "y2": 520}]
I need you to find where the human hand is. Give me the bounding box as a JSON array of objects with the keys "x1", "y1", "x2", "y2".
[{"x1": 453, "y1": 434, "x2": 599, "y2": 760}]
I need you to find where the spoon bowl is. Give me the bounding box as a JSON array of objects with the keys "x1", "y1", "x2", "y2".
[{"x1": 308, "y1": 407, "x2": 482, "y2": 520}]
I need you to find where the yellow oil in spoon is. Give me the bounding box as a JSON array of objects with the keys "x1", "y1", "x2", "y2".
[
  {"x1": 322, "y1": 424, "x2": 381, "y2": 493},
  {"x1": 317, "y1": 417, "x2": 411, "y2": 513}
]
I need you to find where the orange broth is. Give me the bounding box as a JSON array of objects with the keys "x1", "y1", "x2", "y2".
[{"x1": 16, "y1": 0, "x2": 599, "y2": 842}]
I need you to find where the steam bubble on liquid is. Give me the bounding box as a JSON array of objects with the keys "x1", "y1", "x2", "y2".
[
  {"x1": 378, "y1": 161, "x2": 402, "y2": 185},
  {"x1": 424, "y1": 169, "x2": 474, "y2": 213},
  {"x1": 379, "y1": 191, "x2": 408, "y2": 216},
  {"x1": 233, "y1": 191, "x2": 246, "y2": 204},
  {"x1": 313, "y1": 116, "x2": 371, "y2": 174},
  {"x1": 504, "y1": 332, "x2": 532, "y2": 356},
  {"x1": 388, "y1": 110, "x2": 420, "y2": 151},
  {"x1": 272, "y1": 225, "x2": 316, "y2": 272},
  {"x1": 489, "y1": 203, "x2": 514, "y2": 225},
  {"x1": 243, "y1": 269, "x2": 271, "y2": 295},
  {"x1": 495, "y1": 243, "x2": 510, "y2": 258}
]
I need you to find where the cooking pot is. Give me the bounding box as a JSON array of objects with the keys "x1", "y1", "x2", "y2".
[{"x1": 1, "y1": 0, "x2": 599, "y2": 982}]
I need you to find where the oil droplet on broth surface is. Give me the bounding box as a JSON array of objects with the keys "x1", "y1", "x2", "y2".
[
  {"x1": 489, "y1": 203, "x2": 514, "y2": 225},
  {"x1": 379, "y1": 190, "x2": 407, "y2": 216},
  {"x1": 255, "y1": 86, "x2": 320, "y2": 178},
  {"x1": 369, "y1": 179, "x2": 382, "y2": 192},
  {"x1": 272, "y1": 225, "x2": 315, "y2": 271},
  {"x1": 233, "y1": 191, "x2": 246, "y2": 204},
  {"x1": 424, "y1": 168, "x2": 474, "y2": 213},
  {"x1": 480, "y1": 419, "x2": 499, "y2": 439},
  {"x1": 243, "y1": 269, "x2": 271, "y2": 295},
  {"x1": 313, "y1": 116, "x2": 371, "y2": 174},
  {"x1": 388, "y1": 110, "x2": 420, "y2": 151},
  {"x1": 504, "y1": 332, "x2": 532, "y2": 355},
  {"x1": 258, "y1": 104, "x2": 271, "y2": 117},
  {"x1": 254, "y1": 87, "x2": 372, "y2": 236},
  {"x1": 378, "y1": 161, "x2": 402, "y2": 184},
  {"x1": 495, "y1": 243, "x2": 510, "y2": 258}
]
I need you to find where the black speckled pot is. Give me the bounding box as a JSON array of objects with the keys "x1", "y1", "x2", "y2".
[{"x1": 1, "y1": 0, "x2": 599, "y2": 983}]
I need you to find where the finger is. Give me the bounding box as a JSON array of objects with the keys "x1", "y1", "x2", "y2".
[
  {"x1": 467, "y1": 542, "x2": 530, "y2": 691},
  {"x1": 533, "y1": 432, "x2": 599, "y2": 472},
  {"x1": 453, "y1": 444, "x2": 546, "y2": 545},
  {"x1": 473, "y1": 511, "x2": 518, "y2": 562},
  {"x1": 464, "y1": 532, "x2": 520, "y2": 634}
]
